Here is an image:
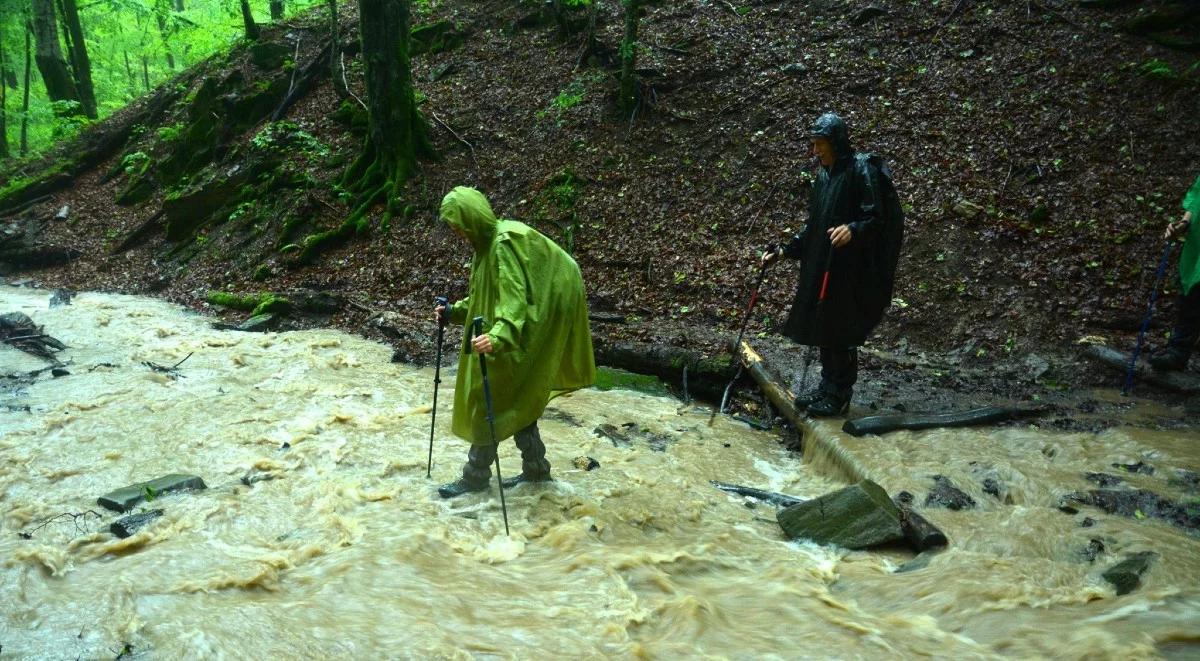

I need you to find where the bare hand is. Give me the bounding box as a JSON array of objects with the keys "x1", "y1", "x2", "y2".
[
  {"x1": 472, "y1": 333, "x2": 494, "y2": 354},
  {"x1": 434, "y1": 304, "x2": 446, "y2": 324},
  {"x1": 828, "y1": 224, "x2": 852, "y2": 248},
  {"x1": 761, "y1": 247, "x2": 781, "y2": 267},
  {"x1": 1165, "y1": 217, "x2": 1191, "y2": 240}
]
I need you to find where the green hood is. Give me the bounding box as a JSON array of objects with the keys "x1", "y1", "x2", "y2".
[{"x1": 441, "y1": 186, "x2": 496, "y2": 252}]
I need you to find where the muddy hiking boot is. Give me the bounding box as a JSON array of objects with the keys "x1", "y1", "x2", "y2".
[
  {"x1": 793, "y1": 388, "x2": 826, "y2": 411},
  {"x1": 1148, "y1": 346, "x2": 1191, "y2": 371},
  {"x1": 437, "y1": 444, "x2": 496, "y2": 498},
  {"x1": 808, "y1": 390, "x2": 851, "y2": 418},
  {"x1": 501, "y1": 423, "x2": 552, "y2": 489}
]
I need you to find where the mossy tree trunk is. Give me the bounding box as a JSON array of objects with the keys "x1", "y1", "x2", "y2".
[
  {"x1": 21, "y1": 18, "x2": 31, "y2": 153},
  {"x1": 0, "y1": 30, "x2": 8, "y2": 159},
  {"x1": 271, "y1": 0, "x2": 284, "y2": 21},
  {"x1": 240, "y1": 0, "x2": 260, "y2": 41},
  {"x1": 618, "y1": 0, "x2": 641, "y2": 118},
  {"x1": 31, "y1": 0, "x2": 82, "y2": 116},
  {"x1": 154, "y1": 0, "x2": 176, "y2": 69},
  {"x1": 58, "y1": 0, "x2": 97, "y2": 118},
  {"x1": 298, "y1": 0, "x2": 434, "y2": 263}
]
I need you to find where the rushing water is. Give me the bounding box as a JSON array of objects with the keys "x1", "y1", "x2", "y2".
[{"x1": 1, "y1": 285, "x2": 1198, "y2": 659}]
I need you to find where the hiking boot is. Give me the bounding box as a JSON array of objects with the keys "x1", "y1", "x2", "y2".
[
  {"x1": 793, "y1": 388, "x2": 825, "y2": 411},
  {"x1": 1148, "y1": 347, "x2": 1190, "y2": 371},
  {"x1": 808, "y1": 391, "x2": 851, "y2": 418},
  {"x1": 502, "y1": 423, "x2": 553, "y2": 489},
  {"x1": 437, "y1": 444, "x2": 495, "y2": 498}
]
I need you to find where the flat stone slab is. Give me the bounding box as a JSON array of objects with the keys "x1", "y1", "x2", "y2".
[
  {"x1": 776, "y1": 479, "x2": 904, "y2": 550},
  {"x1": 1101, "y1": 552, "x2": 1157, "y2": 595},
  {"x1": 98, "y1": 474, "x2": 207, "y2": 512},
  {"x1": 110, "y1": 509, "x2": 164, "y2": 538}
]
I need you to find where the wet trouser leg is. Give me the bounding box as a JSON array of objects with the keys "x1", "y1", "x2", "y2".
[
  {"x1": 819, "y1": 346, "x2": 858, "y2": 397},
  {"x1": 1167, "y1": 285, "x2": 1200, "y2": 354},
  {"x1": 513, "y1": 421, "x2": 551, "y2": 480},
  {"x1": 437, "y1": 443, "x2": 496, "y2": 498}
]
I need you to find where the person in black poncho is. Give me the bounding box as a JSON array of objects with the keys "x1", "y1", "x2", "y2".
[{"x1": 763, "y1": 112, "x2": 903, "y2": 417}]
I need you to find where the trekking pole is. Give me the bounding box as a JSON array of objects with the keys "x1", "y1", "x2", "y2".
[
  {"x1": 427, "y1": 296, "x2": 449, "y2": 479},
  {"x1": 1123, "y1": 241, "x2": 1174, "y2": 395},
  {"x1": 473, "y1": 316, "x2": 510, "y2": 535},
  {"x1": 710, "y1": 246, "x2": 775, "y2": 425}
]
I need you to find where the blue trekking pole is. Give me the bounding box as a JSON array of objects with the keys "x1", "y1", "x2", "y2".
[
  {"x1": 1123, "y1": 241, "x2": 1175, "y2": 395},
  {"x1": 473, "y1": 316, "x2": 510, "y2": 535}
]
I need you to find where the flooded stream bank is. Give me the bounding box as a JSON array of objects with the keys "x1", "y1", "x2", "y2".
[{"x1": 2, "y1": 284, "x2": 1198, "y2": 659}]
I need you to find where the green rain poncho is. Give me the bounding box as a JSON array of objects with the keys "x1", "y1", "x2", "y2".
[
  {"x1": 1181, "y1": 174, "x2": 1200, "y2": 296},
  {"x1": 442, "y1": 187, "x2": 596, "y2": 446}
]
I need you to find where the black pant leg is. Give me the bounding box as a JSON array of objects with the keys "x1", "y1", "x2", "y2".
[
  {"x1": 1168, "y1": 286, "x2": 1200, "y2": 352},
  {"x1": 819, "y1": 346, "x2": 858, "y2": 393}
]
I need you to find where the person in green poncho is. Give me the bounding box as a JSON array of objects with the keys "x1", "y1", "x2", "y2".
[
  {"x1": 434, "y1": 186, "x2": 596, "y2": 498},
  {"x1": 1149, "y1": 174, "x2": 1200, "y2": 371}
]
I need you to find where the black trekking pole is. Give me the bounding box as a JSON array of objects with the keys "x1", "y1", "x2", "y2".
[
  {"x1": 710, "y1": 246, "x2": 775, "y2": 426},
  {"x1": 427, "y1": 296, "x2": 449, "y2": 479},
  {"x1": 473, "y1": 316, "x2": 510, "y2": 536},
  {"x1": 1123, "y1": 241, "x2": 1175, "y2": 395}
]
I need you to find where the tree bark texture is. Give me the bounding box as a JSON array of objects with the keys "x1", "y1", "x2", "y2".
[
  {"x1": 21, "y1": 20, "x2": 31, "y2": 153},
  {"x1": 328, "y1": 0, "x2": 346, "y2": 98},
  {"x1": 271, "y1": 0, "x2": 284, "y2": 21},
  {"x1": 0, "y1": 32, "x2": 8, "y2": 159},
  {"x1": 618, "y1": 0, "x2": 641, "y2": 117},
  {"x1": 31, "y1": 0, "x2": 82, "y2": 113},
  {"x1": 58, "y1": 0, "x2": 98, "y2": 118},
  {"x1": 241, "y1": 0, "x2": 261, "y2": 41},
  {"x1": 156, "y1": 0, "x2": 176, "y2": 69}
]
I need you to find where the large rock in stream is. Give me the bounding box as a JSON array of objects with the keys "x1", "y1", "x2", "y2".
[
  {"x1": 97, "y1": 474, "x2": 207, "y2": 512},
  {"x1": 1101, "y1": 552, "x2": 1157, "y2": 596},
  {"x1": 776, "y1": 480, "x2": 905, "y2": 549}
]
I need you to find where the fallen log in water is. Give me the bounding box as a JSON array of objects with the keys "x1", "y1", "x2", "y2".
[
  {"x1": 730, "y1": 340, "x2": 807, "y2": 443},
  {"x1": 1081, "y1": 344, "x2": 1200, "y2": 394},
  {"x1": 842, "y1": 406, "x2": 1044, "y2": 437}
]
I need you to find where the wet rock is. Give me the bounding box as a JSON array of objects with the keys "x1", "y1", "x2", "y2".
[
  {"x1": 850, "y1": 6, "x2": 887, "y2": 26},
  {"x1": 1064, "y1": 489, "x2": 1200, "y2": 531},
  {"x1": 241, "y1": 468, "x2": 278, "y2": 486},
  {"x1": 1086, "y1": 472, "x2": 1123, "y2": 488},
  {"x1": 236, "y1": 313, "x2": 276, "y2": 332},
  {"x1": 1113, "y1": 461, "x2": 1154, "y2": 475},
  {"x1": 573, "y1": 456, "x2": 600, "y2": 471},
  {"x1": 1081, "y1": 538, "x2": 1105, "y2": 563},
  {"x1": 1081, "y1": 517, "x2": 1096, "y2": 527},
  {"x1": 98, "y1": 474, "x2": 208, "y2": 512},
  {"x1": 49, "y1": 288, "x2": 74, "y2": 307},
  {"x1": 593, "y1": 423, "x2": 672, "y2": 451},
  {"x1": 110, "y1": 509, "x2": 164, "y2": 538},
  {"x1": 777, "y1": 480, "x2": 905, "y2": 550},
  {"x1": 1058, "y1": 504, "x2": 1080, "y2": 515},
  {"x1": 1023, "y1": 353, "x2": 1050, "y2": 381},
  {"x1": 1169, "y1": 469, "x2": 1200, "y2": 492},
  {"x1": 781, "y1": 63, "x2": 808, "y2": 77},
  {"x1": 894, "y1": 550, "x2": 937, "y2": 573},
  {"x1": 51, "y1": 368, "x2": 70, "y2": 377},
  {"x1": 53, "y1": 205, "x2": 70, "y2": 221},
  {"x1": 925, "y1": 475, "x2": 976, "y2": 510},
  {"x1": 982, "y1": 477, "x2": 1002, "y2": 499},
  {"x1": 953, "y1": 199, "x2": 985, "y2": 219},
  {"x1": 1101, "y1": 552, "x2": 1156, "y2": 595}
]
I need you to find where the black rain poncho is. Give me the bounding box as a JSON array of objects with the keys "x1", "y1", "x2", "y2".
[{"x1": 780, "y1": 113, "x2": 901, "y2": 347}]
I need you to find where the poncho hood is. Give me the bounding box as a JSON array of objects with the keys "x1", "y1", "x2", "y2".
[
  {"x1": 808, "y1": 112, "x2": 854, "y2": 160},
  {"x1": 441, "y1": 186, "x2": 496, "y2": 252}
]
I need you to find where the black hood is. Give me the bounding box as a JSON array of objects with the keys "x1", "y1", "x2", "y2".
[{"x1": 807, "y1": 112, "x2": 853, "y2": 159}]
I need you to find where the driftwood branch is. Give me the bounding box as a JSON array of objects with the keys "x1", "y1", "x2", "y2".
[{"x1": 431, "y1": 111, "x2": 478, "y2": 166}]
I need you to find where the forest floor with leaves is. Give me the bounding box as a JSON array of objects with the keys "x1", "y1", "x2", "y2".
[{"x1": 4, "y1": 0, "x2": 1199, "y2": 430}]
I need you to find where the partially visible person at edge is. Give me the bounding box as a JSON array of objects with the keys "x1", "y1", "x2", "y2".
[
  {"x1": 762, "y1": 112, "x2": 902, "y2": 417},
  {"x1": 1149, "y1": 173, "x2": 1200, "y2": 371},
  {"x1": 434, "y1": 186, "x2": 596, "y2": 498}
]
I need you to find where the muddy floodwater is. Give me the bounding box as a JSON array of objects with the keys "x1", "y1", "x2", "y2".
[{"x1": 2, "y1": 285, "x2": 1199, "y2": 659}]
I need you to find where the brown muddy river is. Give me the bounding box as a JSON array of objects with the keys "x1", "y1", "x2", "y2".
[{"x1": 2, "y1": 285, "x2": 1199, "y2": 659}]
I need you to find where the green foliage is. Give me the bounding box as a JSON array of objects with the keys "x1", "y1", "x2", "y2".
[
  {"x1": 156, "y1": 123, "x2": 186, "y2": 143},
  {"x1": 1140, "y1": 58, "x2": 1176, "y2": 80},
  {"x1": 121, "y1": 151, "x2": 151, "y2": 175},
  {"x1": 251, "y1": 121, "x2": 330, "y2": 159},
  {"x1": 205, "y1": 290, "x2": 291, "y2": 316},
  {"x1": 593, "y1": 367, "x2": 669, "y2": 396}
]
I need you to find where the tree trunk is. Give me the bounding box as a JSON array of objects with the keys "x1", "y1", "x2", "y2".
[
  {"x1": 31, "y1": 0, "x2": 82, "y2": 114},
  {"x1": 0, "y1": 32, "x2": 8, "y2": 160},
  {"x1": 21, "y1": 20, "x2": 32, "y2": 154},
  {"x1": 241, "y1": 0, "x2": 261, "y2": 41},
  {"x1": 155, "y1": 1, "x2": 176, "y2": 70},
  {"x1": 271, "y1": 0, "x2": 284, "y2": 21},
  {"x1": 123, "y1": 49, "x2": 137, "y2": 99},
  {"x1": 173, "y1": 0, "x2": 184, "y2": 10},
  {"x1": 618, "y1": 0, "x2": 641, "y2": 118},
  {"x1": 328, "y1": 0, "x2": 347, "y2": 99},
  {"x1": 299, "y1": 0, "x2": 434, "y2": 263},
  {"x1": 141, "y1": 55, "x2": 150, "y2": 91},
  {"x1": 58, "y1": 0, "x2": 97, "y2": 118}
]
